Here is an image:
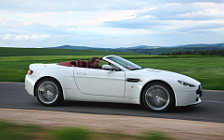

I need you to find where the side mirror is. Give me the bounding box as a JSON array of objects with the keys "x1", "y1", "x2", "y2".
[{"x1": 102, "y1": 64, "x2": 113, "y2": 70}]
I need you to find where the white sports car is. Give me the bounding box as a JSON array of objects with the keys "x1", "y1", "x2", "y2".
[{"x1": 25, "y1": 55, "x2": 202, "y2": 112}]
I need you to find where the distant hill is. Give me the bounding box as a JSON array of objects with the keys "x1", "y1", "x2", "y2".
[
  {"x1": 120, "y1": 43, "x2": 224, "y2": 55},
  {"x1": 174, "y1": 43, "x2": 224, "y2": 48},
  {"x1": 2, "y1": 43, "x2": 223, "y2": 56},
  {"x1": 48, "y1": 43, "x2": 224, "y2": 54},
  {"x1": 116, "y1": 45, "x2": 163, "y2": 50},
  {"x1": 49, "y1": 45, "x2": 94, "y2": 50},
  {"x1": 48, "y1": 45, "x2": 164, "y2": 50}
]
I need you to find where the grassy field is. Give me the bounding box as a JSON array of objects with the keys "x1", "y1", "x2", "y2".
[
  {"x1": 0, "y1": 120, "x2": 169, "y2": 140},
  {"x1": 0, "y1": 47, "x2": 224, "y2": 90},
  {"x1": 0, "y1": 47, "x2": 132, "y2": 56}
]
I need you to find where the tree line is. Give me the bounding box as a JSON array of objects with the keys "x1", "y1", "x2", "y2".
[{"x1": 162, "y1": 50, "x2": 224, "y2": 56}]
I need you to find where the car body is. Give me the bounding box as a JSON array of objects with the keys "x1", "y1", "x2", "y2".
[{"x1": 25, "y1": 55, "x2": 202, "y2": 111}]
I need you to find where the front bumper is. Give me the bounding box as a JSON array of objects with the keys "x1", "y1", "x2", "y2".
[
  {"x1": 196, "y1": 85, "x2": 203, "y2": 97},
  {"x1": 175, "y1": 85, "x2": 202, "y2": 107}
]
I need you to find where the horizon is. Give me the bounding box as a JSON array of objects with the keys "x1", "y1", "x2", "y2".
[
  {"x1": 1, "y1": 42, "x2": 224, "y2": 49},
  {"x1": 0, "y1": 0, "x2": 224, "y2": 48}
]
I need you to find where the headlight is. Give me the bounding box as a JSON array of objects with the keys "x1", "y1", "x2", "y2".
[{"x1": 178, "y1": 80, "x2": 196, "y2": 87}]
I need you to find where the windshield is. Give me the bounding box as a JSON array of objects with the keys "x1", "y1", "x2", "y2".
[{"x1": 107, "y1": 56, "x2": 143, "y2": 70}]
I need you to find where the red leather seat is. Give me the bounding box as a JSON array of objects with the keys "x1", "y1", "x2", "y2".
[
  {"x1": 58, "y1": 61, "x2": 73, "y2": 67},
  {"x1": 57, "y1": 59, "x2": 93, "y2": 68},
  {"x1": 82, "y1": 61, "x2": 87, "y2": 67},
  {"x1": 85, "y1": 61, "x2": 90, "y2": 68}
]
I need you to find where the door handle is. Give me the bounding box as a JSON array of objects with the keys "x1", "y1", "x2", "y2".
[{"x1": 77, "y1": 72, "x2": 87, "y2": 75}]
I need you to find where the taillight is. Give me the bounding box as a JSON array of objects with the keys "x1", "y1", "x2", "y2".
[{"x1": 27, "y1": 69, "x2": 33, "y2": 75}]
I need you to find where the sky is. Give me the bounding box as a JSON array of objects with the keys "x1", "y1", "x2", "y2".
[{"x1": 0, "y1": 0, "x2": 224, "y2": 48}]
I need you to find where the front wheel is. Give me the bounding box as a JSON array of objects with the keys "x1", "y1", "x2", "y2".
[
  {"x1": 35, "y1": 78, "x2": 63, "y2": 106},
  {"x1": 142, "y1": 82, "x2": 175, "y2": 112}
]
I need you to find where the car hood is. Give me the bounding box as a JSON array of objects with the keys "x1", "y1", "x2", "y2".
[{"x1": 135, "y1": 68, "x2": 200, "y2": 85}]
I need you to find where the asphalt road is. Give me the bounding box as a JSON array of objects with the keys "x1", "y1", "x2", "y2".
[{"x1": 0, "y1": 82, "x2": 223, "y2": 123}]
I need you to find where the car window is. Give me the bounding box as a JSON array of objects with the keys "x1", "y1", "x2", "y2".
[{"x1": 107, "y1": 56, "x2": 142, "y2": 70}]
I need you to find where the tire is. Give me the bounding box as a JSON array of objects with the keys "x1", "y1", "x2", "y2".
[
  {"x1": 141, "y1": 81, "x2": 175, "y2": 112},
  {"x1": 35, "y1": 78, "x2": 63, "y2": 106}
]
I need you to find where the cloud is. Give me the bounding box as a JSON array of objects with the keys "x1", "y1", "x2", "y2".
[
  {"x1": 176, "y1": 21, "x2": 224, "y2": 33},
  {"x1": 1, "y1": 0, "x2": 223, "y2": 13},
  {"x1": 0, "y1": 0, "x2": 224, "y2": 47},
  {"x1": 104, "y1": 19, "x2": 162, "y2": 29},
  {"x1": 0, "y1": 0, "x2": 105, "y2": 12},
  {"x1": 176, "y1": 3, "x2": 224, "y2": 20},
  {"x1": 104, "y1": 1, "x2": 224, "y2": 35},
  {"x1": 1, "y1": 33, "x2": 49, "y2": 41},
  {"x1": 0, "y1": 0, "x2": 154, "y2": 12},
  {"x1": 0, "y1": 9, "x2": 141, "y2": 28},
  {"x1": 155, "y1": 0, "x2": 224, "y2": 3},
  {"x1": 138, "y1": 2, "x2": 224, "y2": 20}
]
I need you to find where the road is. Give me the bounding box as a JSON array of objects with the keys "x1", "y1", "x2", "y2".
[{"x1": 0, "y1": 82, "x2": 223, "y2": 123}]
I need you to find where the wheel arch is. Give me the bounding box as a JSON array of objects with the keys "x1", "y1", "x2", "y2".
[
  {"x1": 34, "y1": 76, "x2": 64, "y2": 99},
  {"x1": 140, "y1": 80, "x2": 176, "y2": 105}
]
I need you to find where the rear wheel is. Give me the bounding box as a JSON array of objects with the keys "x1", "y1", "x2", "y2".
[
  {"x1": 142, "y1": 81, "x2": 175, "y2": 112},
  {"x1": 35, "y1": 78, "x2": 63, "y2": 106}
]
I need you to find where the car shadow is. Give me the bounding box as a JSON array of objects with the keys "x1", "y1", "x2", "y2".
[
  {"x1": 61, "y1": 101, "x2": 144, "y2": 110},
  {"x1": 58, "y1": 101, "x2": 203, "y2": 114},
  {"x1": 169, "y1": 105, "x2": 201, "y2": 113}
]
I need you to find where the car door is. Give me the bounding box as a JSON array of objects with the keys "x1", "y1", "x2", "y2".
[{"x1": 73, "y1": 67, "x2": 126, "y2": 97}]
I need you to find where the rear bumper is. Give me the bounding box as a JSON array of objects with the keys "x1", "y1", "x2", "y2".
[
  {"x1": 175, "y1": 86, "x2": 202, "y2": 107},
  {"x1": 25, "y1": 75, "x2": 37, "y2": 96}
]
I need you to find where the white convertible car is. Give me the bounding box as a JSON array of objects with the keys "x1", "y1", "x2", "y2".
[{"x1": 25, "y1": 55, "x2": 202, "y2": 112}]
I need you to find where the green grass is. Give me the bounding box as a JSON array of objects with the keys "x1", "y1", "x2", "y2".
[
  {"x1": 141, "y1": 131, "x2": 170, "y2": 140},
  {"x1": 0, "y1": 47, "x2": 132, "y2": 56},
  {"x1": 0, "y1": 120, "x2": 171, "y2": 140},
  {"x1": 53, "y1": 128, "x2": 90, "y2": 140},
  {"x1": 0, "y1": 120, "x2": 47, "y2": 140},
  {"x1": 0, "y1": 47, "x2": 224, "y2": 90}
]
